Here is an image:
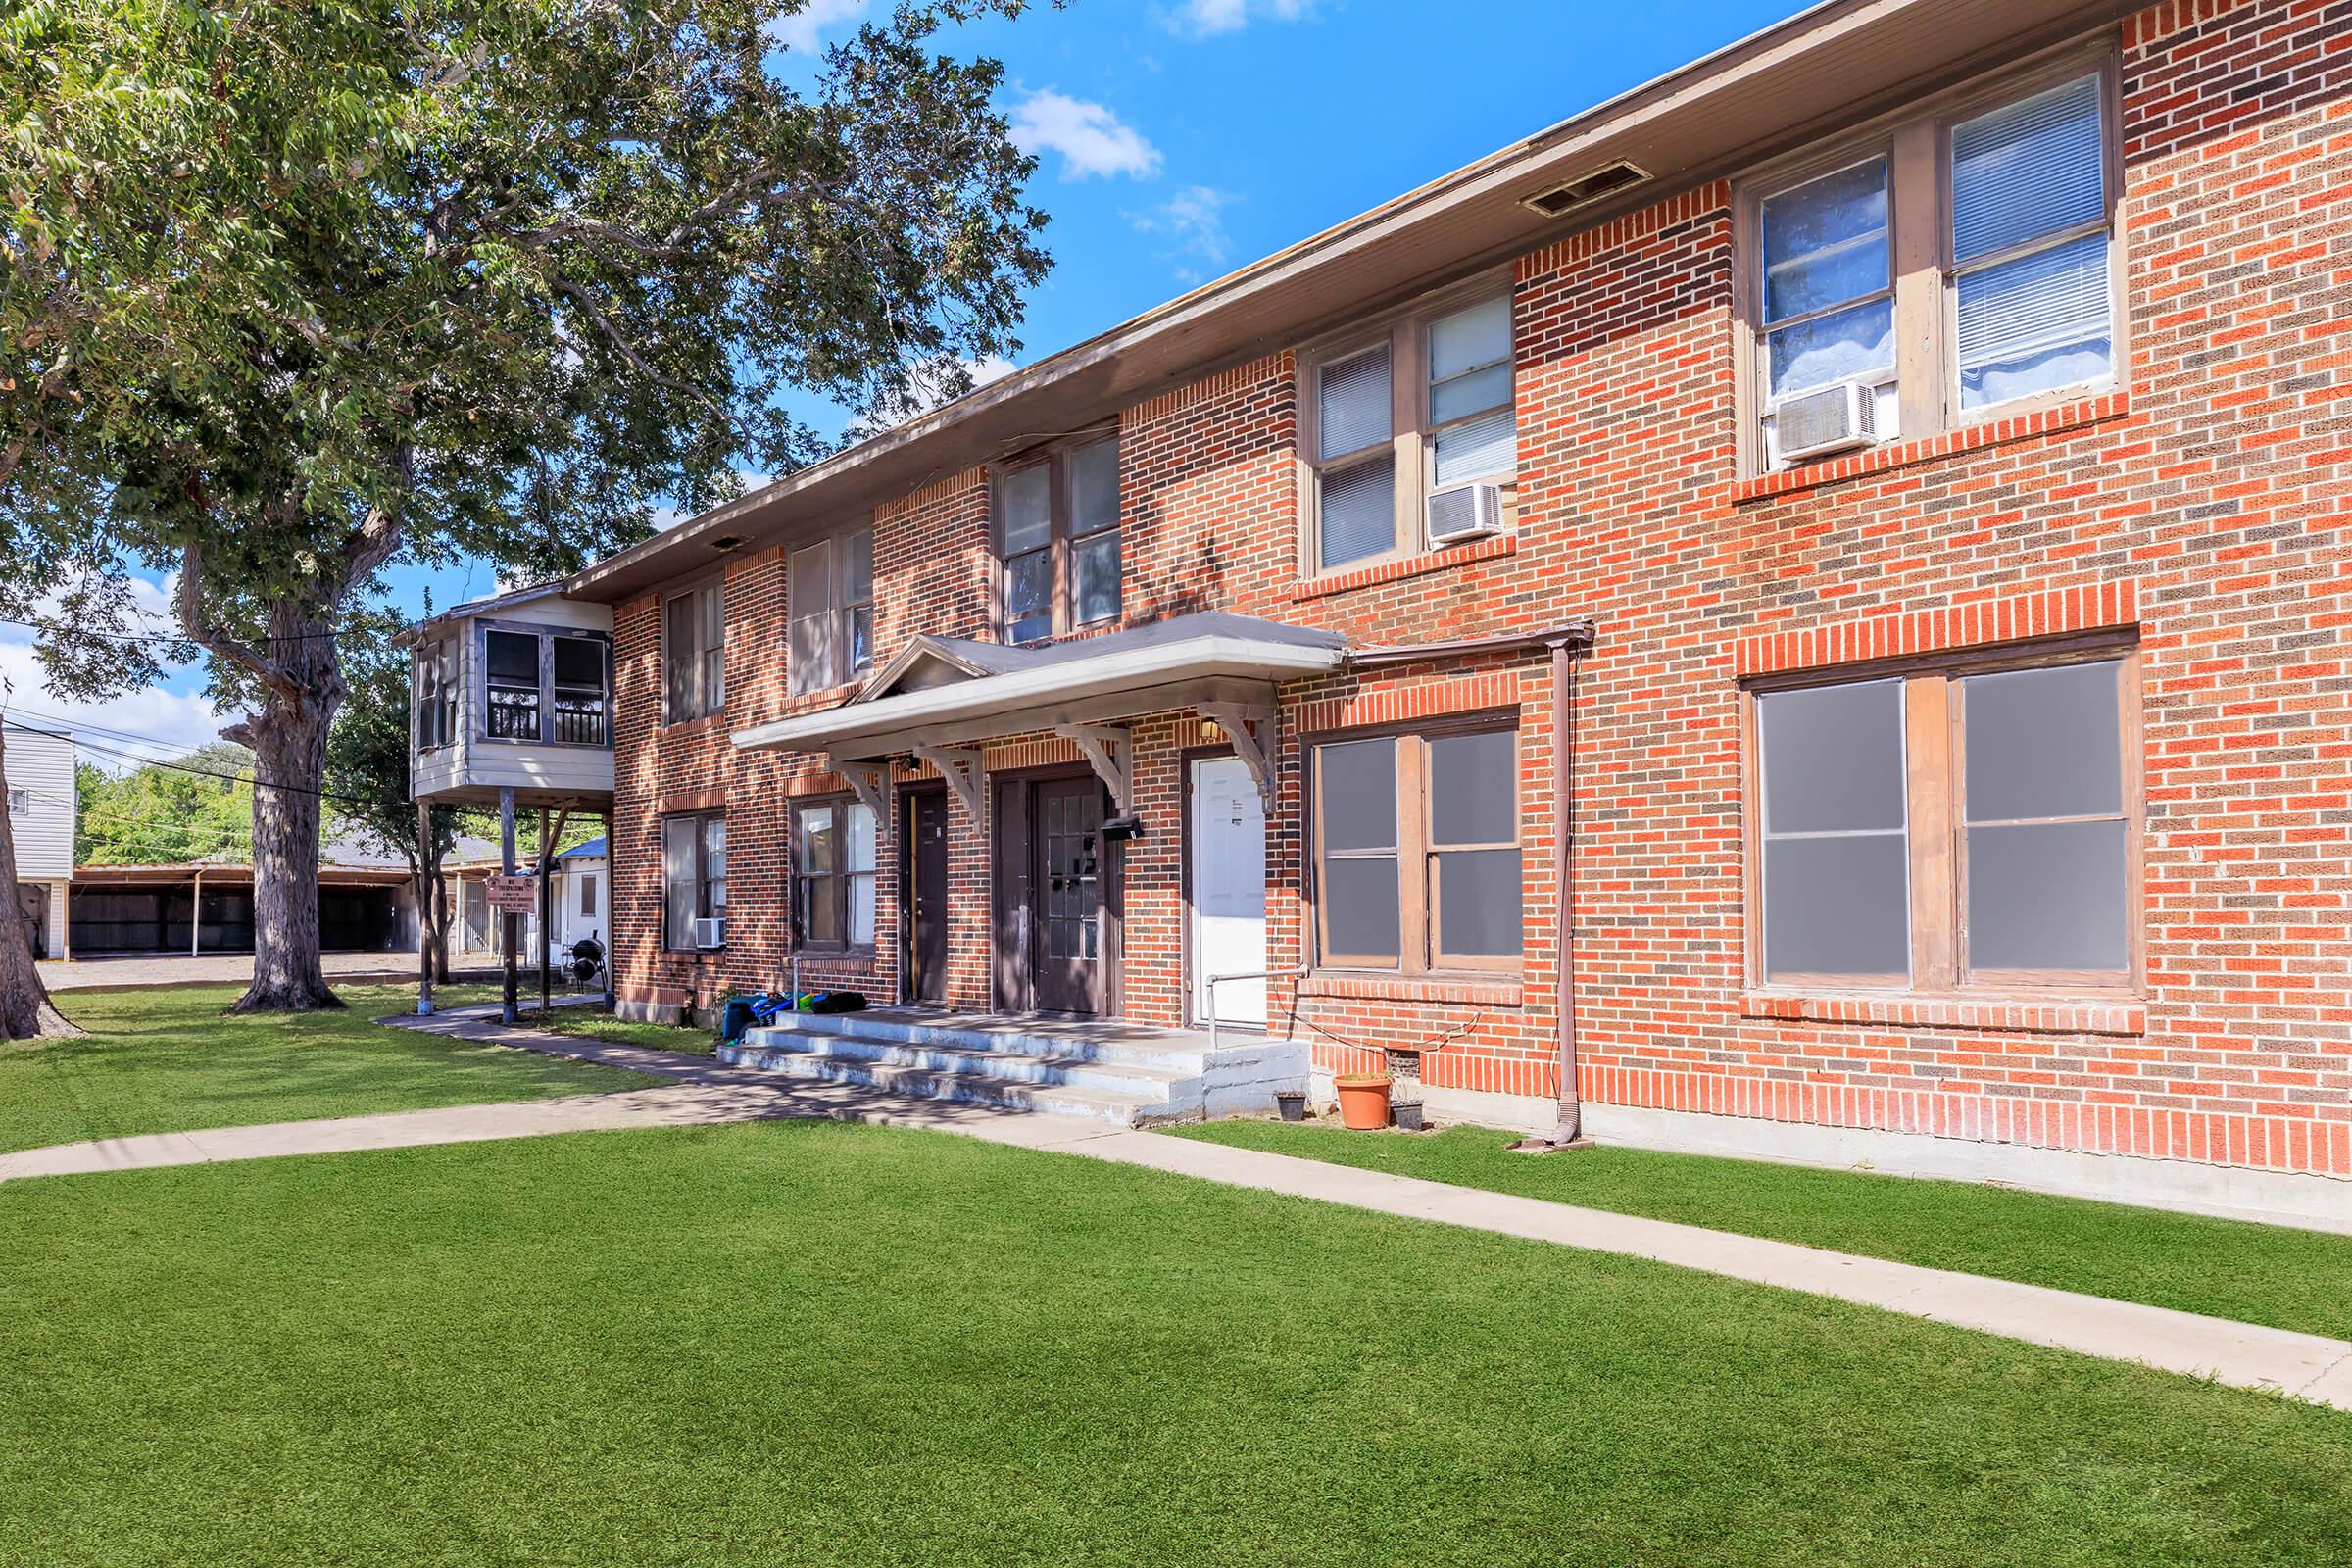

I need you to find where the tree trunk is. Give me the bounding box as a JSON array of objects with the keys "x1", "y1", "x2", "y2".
[
  {"x1": 0, "y1": 725, "x2": 82, "y2": 1040},
  {"x1": 223, "y1": 611, "x2": 345, "y2": 1013}
]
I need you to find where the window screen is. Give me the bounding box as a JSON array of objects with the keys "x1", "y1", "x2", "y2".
[
  {"x1": 1428, "y1": 297, "x2": 1514, "y2": 491},
  {"x1": 1960, "y1": 660, "x2": 2128, "y2": 973},
  {"x1": 1757, "y1": 679, "x2": 1910, "y2": 980},
  {"x1": 1316, "y1": 737, "x2": 1400, "y2": 964},
  {"x1": 552, "y1": 637, "x2": 607, "y2": 745},
  {"x1": 484, "y1": 630, "x2": 541, "y2": 741},
  {"x1": 1429, "y1": 730, "x2": 1520, "y2": 958}
]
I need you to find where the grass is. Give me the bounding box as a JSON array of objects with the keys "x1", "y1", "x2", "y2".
[
  {"x1": 1169, "y1": 1120, "x2": 2352, "y2": 1342},
  {"x1": 0, "y1": 1120, "x2": 2345, "y2": 1566},
  {"x1": 513, "y1": 1004, "x2": 717, "y2": 1056},
  {"x1": 0, "y1": 983, "x2": 655, "y2": 1155}
]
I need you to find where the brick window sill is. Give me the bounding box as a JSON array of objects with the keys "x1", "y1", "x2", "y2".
[
  {"x1": 1288, "y1": 534, "x2": 1517, "y2": 603},
  {"x1": 776, "y1": 681, "x2": 862, "y2": 718},
  {"x1": 661, "y1": 712, "x2": 727, "y2": 740},
  {"x1": 1740, "y1": 989, "x2": 2144, "y2": 1037},
  {"x1": 1732, "y1": 393, "x2": 2130, "y2": 503},
  {"x1": 1297, "y1": 971, "x2": 1523, "y2": 1006}
]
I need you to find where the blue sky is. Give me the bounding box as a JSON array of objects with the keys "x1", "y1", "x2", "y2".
[{"x1": 20, "y1": 0, "x2": 1797, "y2": 763}]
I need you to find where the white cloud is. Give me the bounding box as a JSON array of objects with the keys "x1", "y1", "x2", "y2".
[
  {"x1": 764, "y1": 0, "x2": 868, "y2": 53},
  {"x1": 1161, "y1": 0, "x2": 1315, "y2": 38},
  {"x1": 1008, "y1": 90, "x2": 1162, "y2": 181},
  {"x1": 1130, "y1": 185, "x2": 1238, "y2": 284},
  {"x1": 0, "y1": 574, "x2": 231, "y2": 776}
]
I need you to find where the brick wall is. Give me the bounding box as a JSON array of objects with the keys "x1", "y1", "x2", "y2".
[{"x1": 609, "y1": 0, "x2": 2349, "y2": 1177}]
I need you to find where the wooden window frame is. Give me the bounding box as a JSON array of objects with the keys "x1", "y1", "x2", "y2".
[
  {"x1": 992, "y1": 432, "x2": 1121, "y2": 645},
  {"x1": 788, "y1": 525, "x2": 876, "y2": 696},
  {"x1": 1731, "y1": 43, "x2": 2125, "y2": 476},
  {"x1": 472, "y1": 620, "x2": 612, "y2": 749},
  {"x1": 661, "y1": 810, "x2": 726, "y2": 953},
  {"x1": 662, "y1": 576, "x2": 726, "y2": 725},
  {"x1": 1295, "y1": 271, "x2": 1518, "y2": 579},
  {"x1": 1740, "y1": 634, "x2": 2144, "y2": 1000},
  {"x1": 413, "y1": 636, "x2": 459, "y2": 752},
  {"x1": 790, "y1": 794, "x2": 878, "y2": 955},
  {"x1": 1306, "y1": 714, "x2": 1524, "y2": 978}
]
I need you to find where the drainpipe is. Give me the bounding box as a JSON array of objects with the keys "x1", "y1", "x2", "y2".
[{"x1": 1548, "y1": 632, "x2": 1584, "y2": 1147}]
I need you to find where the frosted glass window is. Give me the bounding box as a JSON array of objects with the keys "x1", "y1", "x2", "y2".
[
  {"x1": 1319, "y1": 739, "x2": 1396, "y2": 853},
  {"x1": 1319, "y1": 345, "x2": 1392, "y2": 460},
  {"x1": 1318, "y1": 452, "x2": 1396, "y2": 569},
  {"x1": 1962, "y1": 661, "x2": 2122, "y2": 821},
  {"x1": 1760, "y1": 680, "x2": 1906, "y2": 834},
  {"x1": 1961, "y1": 659, "x2": 2129, "y2": 975},
  {"x1": 662, "y1": 816, "x2": 698, "y2": 949},
  {"x1": 1322, "y1": 858, "x2": 1401, "y2": 964},
  {"x1": 1757, "y1": 679, "x2": 1909, "y2": 981},
  {"x1": 1768, "y1": 298, "x2": 1894, "y2": 400},
  {"x1": 1431, "y1": 731, "x2": 1515, "y2": 846},
  {"x1": 1005, "y1": 551, "x2": 1052, "y2": 644}
]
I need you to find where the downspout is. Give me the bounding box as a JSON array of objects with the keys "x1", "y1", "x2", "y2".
[{"x1": 1549, "y1": 633, "x2": 1585, "y2": 1147}]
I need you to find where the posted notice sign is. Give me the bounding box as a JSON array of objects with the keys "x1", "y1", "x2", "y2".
[{"x1": 485, "y1": 874, "x2": 538, "y2": 913}]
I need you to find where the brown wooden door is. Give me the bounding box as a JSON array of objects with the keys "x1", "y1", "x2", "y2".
[
  {"x1": 905, "y1": 789, "x2": 950, "y2": 1005},
  {"x1": 1031, "y1": 777, "x2": 1108, "y2": 1015}
]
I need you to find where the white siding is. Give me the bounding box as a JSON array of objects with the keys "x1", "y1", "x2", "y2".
[
  {"x1": 410, "y1": 605, "x2": 616, "y2": 806},
  {"x1": 5, "y1": 724, "x2": 75, "y2": 881}
]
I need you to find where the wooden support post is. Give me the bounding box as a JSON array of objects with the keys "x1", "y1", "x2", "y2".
[
  {"x1": 601, "y1": 808, "x2": 616, "y2": 1010},
  {"x1": 499, "y1": 788, "x2": 518, "y2": 1026},
  {"x1": 536, "y1": 807, "x2": 553, "y2": 1017},
  {"x1": 189, "y1": 869, "x2": 202, "y2": 956},
  {"x1": 416, "y1": 798, "x2": 435, "y2": 1016}
]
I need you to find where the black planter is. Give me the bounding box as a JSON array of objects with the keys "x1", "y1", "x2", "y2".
[
  {"x1": 1275, "y1": 1091, "x2": 1308, "y2": 1123},
  {"x1": 1391, "y1": 1100, "x2": 1426, "y2": 1133}
]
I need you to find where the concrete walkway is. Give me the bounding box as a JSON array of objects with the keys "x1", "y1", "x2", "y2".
[{"x1": 5, "y1": 1007, "x2": 2347, "y2": 1414}]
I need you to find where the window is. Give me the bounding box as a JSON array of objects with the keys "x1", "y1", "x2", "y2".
[
  {"x1": 6, "y1": 789, "x2": 26, "y2": 817},
  {"x1": 413, "y1": 638, "x2": 459, "y2": 750},
  {"x1": 662, "y1": 813, "x2": 726, "y2": 950},
  {"x1": 1748, "y1": 647, "x2": 2138, "y2": 992},
  {"x1": 793, "y1": 799, "x2": 876, "y2": 951},
  {"x1": 664, "y1": 581, "x2": 725, "y2": 722},
  {"x1": 789, "y1": 527, "x2": 875, "y2": 695},
  {"x1": 1301, "y1": 286, "x2": 1517, "y2": 574},
  {"x1": 577, "y1": 870, "x2": 597, "y2": 918},
  {"x1": 1741, "y1": 59, "x2": 2119, "y2": 468},
  {"x1": 1311, "y1": 724, "x2": 1521, "y2": 973},
  {"x1": 474, "y1": 625, "x2": 609, "y2": 746},
  {"x1": 997, "y1": 437, "x2": 1120, "y2": 643}
]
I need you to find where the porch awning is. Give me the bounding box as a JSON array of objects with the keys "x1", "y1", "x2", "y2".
[{"x1": 731, "y1": 612, "x2": 1345, "y2": 763}]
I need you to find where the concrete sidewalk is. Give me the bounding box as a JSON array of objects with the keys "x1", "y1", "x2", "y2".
[{"x1": 5, "y1": 1008, "x2": 2347, "y2": 1415}]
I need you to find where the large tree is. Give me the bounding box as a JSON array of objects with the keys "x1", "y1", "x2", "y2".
[{"x1": 2, "y1": 0, "x2": 1050, "y2": 1009}]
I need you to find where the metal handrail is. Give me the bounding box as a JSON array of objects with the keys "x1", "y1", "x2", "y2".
[{"x1": 1200, "y1": 966, "x2": 1307, "y2": 1053}]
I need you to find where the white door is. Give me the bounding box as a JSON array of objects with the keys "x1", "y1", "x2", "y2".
[{"x1": 1190, "y1": 756, "x2": 1267, "y2": 1025}]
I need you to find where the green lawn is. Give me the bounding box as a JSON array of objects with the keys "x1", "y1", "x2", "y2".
[
  {"x1": 0, "y1": 983, "x2": 653, "y2": 1155},
  {"x1": 514, "y1": 1004, "x2": 717, "y2": 1056},
  {"x1": 1170, "y1": 1121, "x2": 2352, "y2": 1343},
  {"x1": 0, "y1": 1121, "x2": 2345, "y2": 1566}
]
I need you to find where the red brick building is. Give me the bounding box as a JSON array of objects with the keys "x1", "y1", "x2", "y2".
[{"x1": 478, "y1": 0, "x2": 2347, "y2": 1222}]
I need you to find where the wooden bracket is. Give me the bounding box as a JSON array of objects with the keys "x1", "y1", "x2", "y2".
[
  {"x1": 832, "y1": 759, "x2": 891, "y2": 821},
  {"x1": 910, "y1": 745, "x2": 986, "y2": 820},
  {"x1": 1054, "y1": 723, "x2": 1134, "y2": 814},
  {"x1": 1200, "y1": 703, "x2": 1279, "y2": 808}
]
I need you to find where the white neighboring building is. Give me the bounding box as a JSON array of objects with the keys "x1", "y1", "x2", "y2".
[
  {"x1": 6, "y1": 723, "x2": 74, "y2": 959},
  {"x1": 546, "y1": 837, "x2": 609, "y2": 971}
]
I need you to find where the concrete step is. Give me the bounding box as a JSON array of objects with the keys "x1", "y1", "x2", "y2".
[
  {"x1": 732, "y1": 1027, "x2": 1193, "y2": 1100},
  {"x1": 719, "y1": 1038, "x2": 1165, "y2": 1126},
  {"x1": 748, "y1": 1007, "x2": 1218, "y2": 1072}
]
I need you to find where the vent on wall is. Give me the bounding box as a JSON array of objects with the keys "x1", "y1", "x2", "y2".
[{"x1": 1517, "y1": 159, "x2": 1651, "y2": 219}]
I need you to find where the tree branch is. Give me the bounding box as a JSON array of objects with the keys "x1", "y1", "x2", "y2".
[
  {"x1": 176, "y1": 540, "x2": 299, "y2": 702},
  {"x1": 548, "y1": 278, "x2": 729, "y2": 421}
]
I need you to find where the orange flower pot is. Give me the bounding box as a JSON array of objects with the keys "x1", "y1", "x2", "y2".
[{"x1": 1335, "y1": 1073, "x2": 1393, "y2": 1131}]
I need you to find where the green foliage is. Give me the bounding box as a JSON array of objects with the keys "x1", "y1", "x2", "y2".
[
  {"x1": 72, "y1": 740, "x2": 256, "y2": 864},
  {"x1": 1, "y1": 0, "x2": 1053, "y2": 704}
]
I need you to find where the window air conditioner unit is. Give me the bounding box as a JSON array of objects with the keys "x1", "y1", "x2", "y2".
[
  {"x1": 1426, "y1": 482, "x2": 1504, "y2": 547},
  {"x1": 1774, "y1": 379, "x2": 1878, "y2": 462},
  {"x1": 693, "y1": 916, "x2": 726, "y2": 950}
]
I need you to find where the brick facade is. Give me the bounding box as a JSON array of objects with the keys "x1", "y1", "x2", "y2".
[{"x1": 609, "y1": 0, "x2": 2350, "y2": 1184}]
